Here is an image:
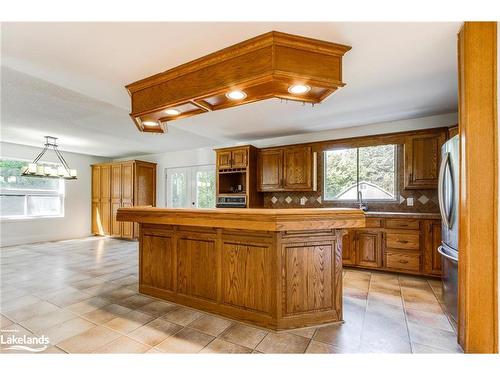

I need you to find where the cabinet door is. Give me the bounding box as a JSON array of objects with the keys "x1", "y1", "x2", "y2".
[
  {"x1": 121, "y1": 163, "x2": 134, "y2": 239},
  {"x1": 121, "y1": 201, "x2": 134, "y2": 239},
  {"x1": 217, "y1": 151, "x2": 232, "y2": 169},
  {"x1": 423, "y1": 220, "x2": 442, "y2": 275},
  {"x1": 91, "y1": 166, "x2": 101, "y2": 199},
  {"x1": 100, "y1": 165, "x2": 111, "y2": 235},
  {"x1": 110, "y1": 164, "x2": 122, "y2": 237},
  {"x1": 355, "y1": 230, "x2": 382, "y2": 268},
  {"x1": 283, "y1": 146, "x2": 312, "y2": 190},
  {"x1": 404, "y1": 133, "x2": 446, "y2": 189},
  {"x1": 91, "y1": 201, "x2": 101, "y2": 235},
  {"x1": 231, "y1": 148, "x2": 248, "y2": 168},
  {"x1": 258, "y1": 149, "x2": 283, "y2": 191},
  {"x1": 91, "y1": 166, "x2": 101, "y2": 235},
  {"x1": 341, "y1": 231, "x2": 356, "y2": 266}
]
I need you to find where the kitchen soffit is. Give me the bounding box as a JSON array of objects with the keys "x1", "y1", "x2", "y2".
[{"x1": 125, "y1": 31, "x2": 351, "y2": 133}]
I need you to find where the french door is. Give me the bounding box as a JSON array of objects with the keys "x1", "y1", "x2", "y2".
[{"x1": 165, "y1": 165, "x2": 215, "y2": 208}]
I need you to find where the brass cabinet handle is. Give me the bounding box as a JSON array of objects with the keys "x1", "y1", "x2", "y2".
[
  {"x1": 399, "y1": 260, "x2": 409, "y2": 264},
  {"x1": 399, "y1": 240, "x2": 409, "y2": 244}
]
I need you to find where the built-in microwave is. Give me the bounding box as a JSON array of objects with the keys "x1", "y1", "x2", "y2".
[{"x1": 216, "y1": 195, "x2": 247, "y2": 208}]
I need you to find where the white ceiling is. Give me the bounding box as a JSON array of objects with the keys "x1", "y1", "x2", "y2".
[{"x1": 1, "y1": 22, "x2": 461, "y2": 157}]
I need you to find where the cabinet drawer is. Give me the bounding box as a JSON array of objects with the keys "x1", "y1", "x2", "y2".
[
  {"x1": 386, "y1": 233, "x2": 420, "y2": 250},
  {"x1": 385, "y1": 219, "x2": 420, "y2": 230},
  {"x1": 385, "y1": 251, "x2": 420, "y2": 272},
  {"x1": 365, "y1": 218, "x2": 383, "y2": 228}
]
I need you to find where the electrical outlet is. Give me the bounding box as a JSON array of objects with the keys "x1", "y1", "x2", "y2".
[
  {"x1": 407, "y1": 197, "x2": 414, "y2": 206},
  {"x1": 300, "y1": 197, "x2": 307, "y2": 206}
]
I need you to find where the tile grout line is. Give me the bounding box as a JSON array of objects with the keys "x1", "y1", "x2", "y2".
[{"x1": 398, "y1": 275, "x2": 415, "y2": 353}]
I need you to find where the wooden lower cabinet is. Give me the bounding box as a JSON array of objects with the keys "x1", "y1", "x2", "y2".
[
  {"x1": 344, "y1": 217, "x2": 442, "y2": 277},
  {"x1": 341, "y1": 231, "x2": 356, "y2": 265},
  {"x1": 139, "y1": 224, "x2": 343, "y2": 330},
  {"x1": 355, "y1": 230, "x2": 383, "y2": 268},
  {"x1": 423, "y1": 220, "x2": 443, "y2": 276}
]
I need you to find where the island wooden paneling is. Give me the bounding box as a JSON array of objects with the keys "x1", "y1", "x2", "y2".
[
  {"x1": 221, "y1": 235, "x2": 273, "y2": 314},
  {"x1": 177, "y1": 230, "x2": 218, "y2": 301},
  {"x1": 118, "y1": 207, "x2": 363, "y2": 330},
  {"x1": 283, "y1": 240, "x2": 334, "y2": 315}
]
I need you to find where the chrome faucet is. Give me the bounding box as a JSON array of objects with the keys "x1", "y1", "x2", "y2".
[{"x1": 357, "y1": 190, "x2": 368, "y2": 211}]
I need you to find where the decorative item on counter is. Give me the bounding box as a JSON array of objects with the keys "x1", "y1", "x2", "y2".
[{"x1": 21, "y1": 136, "x2": 77, "y2": 180}]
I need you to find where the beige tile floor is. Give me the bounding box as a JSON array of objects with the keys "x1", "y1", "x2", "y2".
[{"x1": 0, "y1": 237, "x2": 462, "y2": 354}]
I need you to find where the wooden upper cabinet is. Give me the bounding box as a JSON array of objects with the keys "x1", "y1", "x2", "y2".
[
  {"x1": 355, "y1": 230, "x2": 383, "y2": 268},
  {"x1": 231, "y1": 148, "x2": 248, "y2": 168},
  {"x1": 404, "y1": 132, "x2": 446, "y2": 189},
  {"x1": 283, "y1": 146, "x2": 313, "y2": 190},
  {"x1": 257, "y1": 145, "x2": 314, "y2": 192},
  {"x1": 217, "y1": 148, "x2": 248, "y2": 169},
  {"x1": 258, "y1": 149, "x2": 284, "y2": 191},
  {"x1": 217, "y1": 151, "x2": 232, "y2": 169}
]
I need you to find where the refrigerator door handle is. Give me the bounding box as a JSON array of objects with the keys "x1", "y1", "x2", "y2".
[
  {"x1": 438, "y1": 245, "x2": 458, "y2": 262},
  {"x1": 438, "y1": 152, "x2": 451, "y2": 229}
]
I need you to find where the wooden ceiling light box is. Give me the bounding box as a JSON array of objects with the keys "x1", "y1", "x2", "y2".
[{"x1": 125, "y1": 31, "x2": 351, "y2": 133}]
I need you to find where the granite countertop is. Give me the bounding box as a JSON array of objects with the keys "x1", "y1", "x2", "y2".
[{"x1": 365, "y1": 211, "x2": 441, "y2": 220}]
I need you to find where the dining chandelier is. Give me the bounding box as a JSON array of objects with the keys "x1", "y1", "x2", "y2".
[{"x1": 21, "y1": 136, "x2": 77, "y2": 180}]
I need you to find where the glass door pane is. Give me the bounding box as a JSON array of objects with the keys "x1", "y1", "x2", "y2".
[
  {"x1": 194, "y1": 167, "x2": 215, "y2": 208},
  {"x1": 166, "y1": 168, "x2": 189, "y2": 208}
]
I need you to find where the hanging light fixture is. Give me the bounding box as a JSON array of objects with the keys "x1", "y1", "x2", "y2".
[{"x1": 21, "y1": 136, "x2": 77, "y2": 180}]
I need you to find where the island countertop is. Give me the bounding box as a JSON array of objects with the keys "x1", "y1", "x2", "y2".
[{"x1": 116, "y1": 206, "x2": 366, "y2": 231}]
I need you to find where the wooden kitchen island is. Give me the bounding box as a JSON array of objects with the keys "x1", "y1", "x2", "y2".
[{"x1": 116, "y1": 207, "x2": 365, "y2": 330}]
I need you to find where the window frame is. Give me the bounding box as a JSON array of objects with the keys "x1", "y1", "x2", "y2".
[
  {"x1": 0, "y1": 157, "x2": 65, "y2": 221},
  {"x1": 323, "y1": 144, "x2": 399, "y2": 203}
]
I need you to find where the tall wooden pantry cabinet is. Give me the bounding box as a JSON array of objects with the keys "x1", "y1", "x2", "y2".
[{"x1": 91, "y1": 160, "x2": 156, "y2": 239}]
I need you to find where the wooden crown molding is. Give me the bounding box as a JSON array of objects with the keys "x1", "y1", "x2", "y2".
[{"x1": 125, "y1": 31, "x2": 351, "y2": 133}]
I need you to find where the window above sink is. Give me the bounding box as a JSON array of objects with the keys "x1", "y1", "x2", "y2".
[{"x1": 323, "y1": 144, "x2": 398, "y2": 202}]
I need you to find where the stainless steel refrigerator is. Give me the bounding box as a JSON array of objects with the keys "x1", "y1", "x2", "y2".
[{"x1": 437, "y1": 135, "x2": 459, "y2": 325}]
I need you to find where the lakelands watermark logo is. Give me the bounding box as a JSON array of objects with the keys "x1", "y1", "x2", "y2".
[{"x1": 1, "y1": 328, "x2": 50, "y2": 352}]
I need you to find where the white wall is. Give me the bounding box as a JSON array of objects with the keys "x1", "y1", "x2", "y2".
[
  {"x1": 120, "y1": 112, "x2": 457, "y2": 207},
  {"x1": 0, "y1": 142, "x2": 109, "y2": 246}
]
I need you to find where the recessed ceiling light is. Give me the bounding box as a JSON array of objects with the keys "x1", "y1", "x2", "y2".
[
  {"x1": 288, "y1": 84, "x2": 311, "y2": 95},
  {"x1": 165, "y1": 109, "x2": 180, "y2": 116},
  {"x1": 225, "y1": 90, "x2": 247, "y2": 100},
  {"x1": 142, "y1": 121, "x2": 158, "y2": 127}
]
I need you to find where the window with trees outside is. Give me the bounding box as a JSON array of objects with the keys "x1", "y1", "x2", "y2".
[
  {"x1": 324, "y1": 144, "x2": 397, "y2": 201},
  {"x1": 0, "y1": 159, "x2": 65, "y2": 219}
]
